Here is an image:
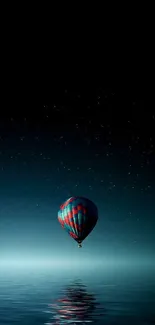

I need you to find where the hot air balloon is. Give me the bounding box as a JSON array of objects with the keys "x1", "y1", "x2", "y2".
[{"x1": 58, "y1": 196, "x2": 98, "y2": 247}]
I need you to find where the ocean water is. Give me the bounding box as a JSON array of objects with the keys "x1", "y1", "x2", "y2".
[{"x1": 0, "y1": 266, "x2": 155, "y2": 325}]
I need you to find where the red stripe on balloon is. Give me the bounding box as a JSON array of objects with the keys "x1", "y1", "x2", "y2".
[
  {"x1": 69, "y1": 231, "x2": 78, "y2": 239},
  {"x1": 63, "y1": 211, "x2": 73, "y2": 224},
  {"x1": 77, "y1": 204, "x2": 83, "y2": 211},
  {"x1": 68, "y1": 210, "x2": 73, "y2": 220},
  {"x1": 72, "y1": 207, "x2": 78, "y2": 214},
  {"x1": 60, "y1": 197, "x2": 75, "y2": 210},
  {"x1": 58, "y1": 217, "x2": 65, "y2": 227},
  {"x1": 66, "y1": 210, "x2": 72, "y2": 228},
  {"x1": 83, "y1": 207, "x2": 87, "y2": 214}
]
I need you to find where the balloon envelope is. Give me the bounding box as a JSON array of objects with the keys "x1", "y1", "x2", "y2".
[{"x1": 58, "y1": 196, "x2": 98, "y2": 246}]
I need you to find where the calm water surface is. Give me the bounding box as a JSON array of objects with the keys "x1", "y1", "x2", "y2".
[{"x1": 0, "y1": 266, "x2": 155, "y2": 324}]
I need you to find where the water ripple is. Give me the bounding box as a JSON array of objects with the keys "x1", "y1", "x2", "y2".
[
  {"x1": 0, "y1": 269, "x2": 155, "y2": 324},
  {"x1": 45, "y1": 280, "x2": 106, "y2": 324}
]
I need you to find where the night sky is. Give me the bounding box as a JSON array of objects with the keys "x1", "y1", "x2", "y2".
[{"x1": 0, "y1": 87, "x2": 154, "y2": 269}]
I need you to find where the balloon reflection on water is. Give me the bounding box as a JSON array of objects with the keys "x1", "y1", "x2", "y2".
[{"x1": 45, "y1": 281, "x2": 105, "y2": 324}]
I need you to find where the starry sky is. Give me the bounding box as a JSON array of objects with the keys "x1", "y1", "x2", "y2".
[{"x1": 0, "y1": 87, "x2": 154, "y2": 268}]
